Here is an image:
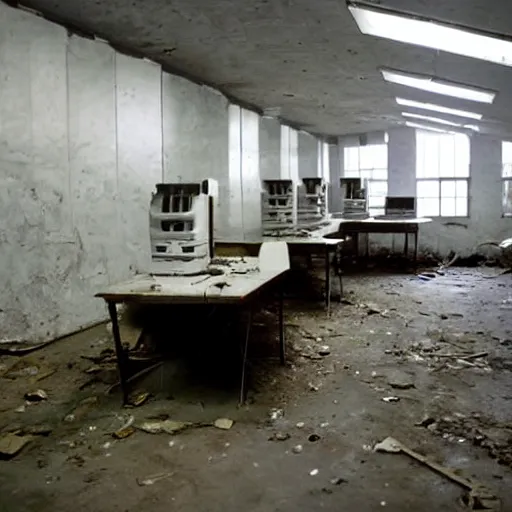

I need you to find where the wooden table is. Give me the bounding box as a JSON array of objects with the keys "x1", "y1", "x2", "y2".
[
  {"x1": 216, "y1": 226, "x2": 345, "y2": 314},
  {"x1": 96, "y1": 242, "x2": 290, "y2": 404},
  {"x1": 336, "y1": 218, "x2": 432, "y2": 263}
]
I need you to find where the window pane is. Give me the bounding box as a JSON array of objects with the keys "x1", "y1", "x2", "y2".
[
  {"x1": 423, "y1": 136, "x2": 439, "y2": 178},
  {"x1": 368, "y1": 196, "x2": 385, "y2": 208},
  {"x1": 369, "y1": 180, "x2": 387, "y2": 197},
  {"x1": 439, "y1": 136, "x2": 455, "y2": 177},
  {"x1": 456, "y1": 197, "x2": 468, "y2": 217},
  {"x1": 441, "y1": 197, "x2": 456, "y2": 217},
  {"x1": 418, "y1": 197, "x2": 439, "y2": 217},
  {"x1": 344, "y1": 170, "x2": 360, "y2": 178},
  {"x1": 359, "y1": 146, "x2": 373, "y2": 169},
  {"x1": 372, "y1": 144, "x2": 387, "y2": 168},
  {"x1": 454, "y1": 134, "x2": 470, "y2": 177},
  {"x1": 416, "y1": 134, "x2": 426, "y2": 178},
  {"x1": 344, "y1": 147, "x2": 359, "y2": 171},
  {"x1": 504, "y1": 179, "x2": 512, "y2": 216},
  {"x1": 455, "y1": 180, "x2": 468, "y2": 197},
  {"x1": 441, "y1": 180, "x2": 456, "y2": 197},
  {"x1": 360, "y1": 170, "x2": 372, "y2": 180},
  {"x1": 503, "y1": 163, "x2": 512, "y2": 178},
  {"x1": 503, "y1": 142, "x2": 512, "y2": 165},
  {"x1": 371, "y1": 168, "x2": 388, "y2": 180},
  {"x1": 417, "y1": 180, "x2": 439, "y2": 198}
]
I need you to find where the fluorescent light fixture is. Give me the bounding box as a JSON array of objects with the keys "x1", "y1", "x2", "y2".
[
  {"x1": 381, "y1": 68, "x2": 496, "y2": 104},
  {"x1": 402, "y1": 112, "x2": 459, "y2": 126},
  {"x1": 396, "y1": 98, "x2": 482, "y2": 120},
  {"x1": 401, "y1": 112, "x2": 480, "y2": 132},
  {"x1": 405, "y1": 121, "x2": 455, "y2": 134},
  {"x1": 348, "y1": 3, "x2": 512, "y2": 67}
]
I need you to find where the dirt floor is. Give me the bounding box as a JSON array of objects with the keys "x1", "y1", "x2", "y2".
[{"x1": 1, "y1": 265, "x2": 511, "y2": 512}]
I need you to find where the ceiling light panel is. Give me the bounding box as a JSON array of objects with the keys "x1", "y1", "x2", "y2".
[
  {"x1": 381, "y1": 69, "x2": 496, "y2": 104},
  {"x1": 402, "y1": 112, "x2": 459, "y2": 126},
  {"x1": 348, "y1": 3, "x2": 512, "y2": 67},
  {"x1": 402, "y1": 112, "x2": 480, "y2": 131},
  {"x1": 396, "y1": 98, "x2": 482, "y2": 120},
  {"x1": 405, "y1": 121, "x2": 455, "y2": 134}
]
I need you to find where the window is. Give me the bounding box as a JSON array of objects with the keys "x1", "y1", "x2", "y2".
[
  {"x1": 318, "y1": 141, "x2": 330, "y2": 183},
  {"x1": 416, "y1": 131, "x2": 470, "y2": 217},
  {"x1": 344, "y1": 142, "x2": 388, "y2": 215},
  {"x1": 502, "y1": 142, "x2": 512, "y2": 217}
]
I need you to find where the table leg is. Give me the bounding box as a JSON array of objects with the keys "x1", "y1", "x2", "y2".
[
  {"x1": 404, "y1": 232, "x2": 409, "y2": 257},
  {"x1": 239, "y1": 308, "x2": 253, "y2": 405},
  {"x1": 365, "y1": 234, "x2": 370, "y2": 259},
  {"x1": 414, "y1": 230, "x2": 419, "y2": 266},
  {"x1": 354, "y1": 233, "x2": 359, "y2": 258},
  {"x1": 107, "y1": 301, "x2": 130, "y2": 405},
  {"x1": 325, "y1": 245, "x2": 331, "y2": 315},
  {"x1": 337, "y1": 243, "x2": 344, "y2": 300},
  {"x1": 278, "y1": 286, "x2": 285, "y2": 365}
]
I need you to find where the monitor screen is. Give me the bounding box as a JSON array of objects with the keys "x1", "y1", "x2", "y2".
[{"x1": 385, "y1": 196, "x2": 416, "y2": 211}]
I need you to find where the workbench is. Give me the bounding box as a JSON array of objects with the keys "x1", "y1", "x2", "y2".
[
  {"x1": 336, "y1": 217, "x2": 432, "y2": 263},
  {"x1": 216, "y1": 222, "x2": 345, "y2": 314},
  {"x1": 96, "y1": 242, "x2": 290, "y2": 404}
]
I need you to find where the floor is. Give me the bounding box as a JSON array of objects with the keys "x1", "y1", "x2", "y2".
[{"x1": 0, "y1": 266, "x2": 511, "y2": 512}]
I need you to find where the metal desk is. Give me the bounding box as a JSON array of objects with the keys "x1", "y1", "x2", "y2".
[
  {"x1": 216, "y1": 233, "x2": 344, "y2": 314},
  {"x1": 96, "y1": 243, "x2": 290, "y2": 404},
  {"x1": 337, "y1": 218, "x2": 432, "y2": 263}
]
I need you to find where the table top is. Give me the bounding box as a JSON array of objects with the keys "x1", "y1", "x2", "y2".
[
  {"x1": 96, "y1": 247, "x2": 290, "y2": 305},
  {"x1": 337, "y1": 217, "x2": 432, "y2": 225},
  {"x1": 218, "y1": 220, "x2": 344, "y2": 246}
]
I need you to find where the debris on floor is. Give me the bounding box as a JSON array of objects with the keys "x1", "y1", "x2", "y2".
[
  {"x1": 214, "y1": 418, "x2": 234, "y2": 430},
  {"x1": 386, "y1": 369, "x2": 415, "y2": 390},
  {"x1": 269, "y1": 408, "x2": 284, "y2": 421},
  {"x1": 126, "y1": 390, "x2": 151, "y2": 407},
  {"x1": 374, "y1": 437, "x2": 501, "y2": 511},
  {"x1": 136, "y1": 472, "x2": 174, "y2": 486},
  {"x1": 24, "y1": 389, "x2": 48, "y2": 402},
  {"x1": 63, "y1": 396, "x2": 99, "y2": 422},
  {"x1": 2, "y1": 358, "x2": 55, "y2": 382},
  {"x1": 269, "y1": 432, "x2": 290, "y2": 442},
  {"x1": 112, "y1": 426, "x2": 136, "y2": 440},
  {"x1": 415, "y1": 414, "x2": 512, "y2": 467},
  {"x1": 0, "y1": 432, "x2": 33, "y2": 459},
  {"x1": 292, "y1": 444, "x2": 303, "y2": 454},
  {"x1": 381, "y1": 396, "x2": 400, "y2": 403},
  {"x1": 137, "y1": 420, "x2": 193, "y2": 435}
]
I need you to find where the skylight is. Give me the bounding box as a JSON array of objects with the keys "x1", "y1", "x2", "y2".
[
  {"x1": 402, "y1": 112, "x2": 480, "y2": 132},
  {"x1": 405, "y1": 121, "x2": 455, "y2": 134},
  {"x1": 348, "y1": 3, "x2": 512, "y2": 67},
  {"x1": 396, "y1": 98, "x2": 483, "y2": 120},
  {"x1": 381, "y1": 69, "x2": 496, "y2": 104}
]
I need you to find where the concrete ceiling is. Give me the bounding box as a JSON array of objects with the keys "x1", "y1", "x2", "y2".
[{"x1": 12, "y1": 0, "x2": 512, "y2": 137}]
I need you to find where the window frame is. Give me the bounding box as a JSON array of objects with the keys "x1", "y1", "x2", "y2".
[
  {"x1": 501, "y1": 142, "x2": 512, "y2": 217},
  {"x1": 415, "y1": 130, "x2": 470, "y2": 218},
  {"x1": 343, "y1": 142, "x2": 388, "y2": 216}
]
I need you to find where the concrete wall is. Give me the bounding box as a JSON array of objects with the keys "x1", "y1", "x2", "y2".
[
  {"x1": 333, "y1": 127, "x2": 512, "y2": 257},
  {"x1": 260, "y1": 117, "x2": 281, "y2": 181},
  {"x1": 298, "y1": 131, "x2": 318, "y2": 180},
  {"x1": 162, "y1": 74, "x2": 229, "y2": 239},
  {"x1": 0, "y1": 4, "x2": 164, "y2": 344}
]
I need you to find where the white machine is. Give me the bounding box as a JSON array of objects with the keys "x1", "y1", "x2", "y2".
[
  {"x1": 149, "y1": 179, "x2": 218, "y2": 275},
  {"x1": 261, "y1": 179, "x2": 297, "y2": 235},
  {"x1": 339, "y1": 177, "x2": 369, "y2": 219},
  {"x1": 297, "y1": 177, "x2": 329, "y2": 228}
]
